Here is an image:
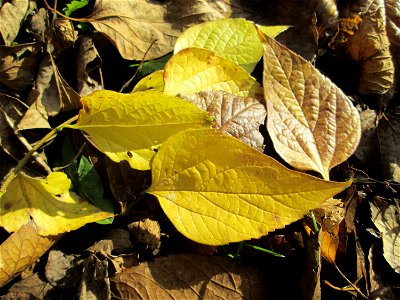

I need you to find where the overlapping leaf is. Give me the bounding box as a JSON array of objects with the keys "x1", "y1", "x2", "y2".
[
  {"x1": 174, "y1": 18, "x2": 287, "y2": 73},
  {"x1": 148, "y1": 129, "x2": 351, "y2": 245},
  {"x1": 261, "y1": 33, "x2": 361, "y2": 180},
  {"x1": 68, "y1": 90, "x2": 212, "y2": 170},
  {"x1": 0, "y1": 172, "x2": 112, "y2": 236},
  {"x1": 164, "y1": 48, "x2": 261, "y2": 98},
  {"x1": 0, "y1": 0, "x2": 30, "y2": 45},
  {"x1": 132, "y1": 70, "x2": 164, "y2": 93}
]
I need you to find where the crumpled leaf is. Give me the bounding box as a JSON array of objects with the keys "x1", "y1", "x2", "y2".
[
  {"x1": 68, "y1": 90, "x2": 212, "y2": 170},
  {"x1": 261, "y1": 34, "x2": 361, "y2": 180},
  {"x1": 0, "y1": 220, "x2": 58, "y2": 288},
  {"x1": 0, "y1": 43, "x2": 42, "y2": 92},
  {"x1": 132, "y1": 70, "x2": 164, "y2": 93},
  {"x1": 180, "y1": 90, "x2": 266, "y2": 152},
  {"x1": 370, "y1": 198, "x2": 400, "y2": 274},
  {"x1": 174, "y1": 18, "x2": 287, "y2": 73},
  {"x1": 164, "y1": 48, "x2": 261, "y2": 98},
  {"x1": 88, "y1": 0, "x2": 249, "y2": 60},
  {"x1": 331, "y1": 0, "x2": 394, "y2": 95},
  {"x1": 0, "y1": 172, "x2": 113, "y2": 235},
  {"x1": 77, "y1": 35, "x2": 102, "y2": 96},
  {"x1": 304, "y1": 0, "x2": 338, "y2": 31},
  {"x1": 148, "y1": 129, "x2": 351, "y2": 246},
  {"x1": 0, "y1": 0, "x2": 31, "y2": 45},
  {"x1": 110, "y1": 254, "x2": 265, "y2": 299}
]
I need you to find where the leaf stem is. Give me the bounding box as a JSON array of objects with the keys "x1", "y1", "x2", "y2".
[{"x1": 0, "y1": 115, "x2": 79, "y2": 195}]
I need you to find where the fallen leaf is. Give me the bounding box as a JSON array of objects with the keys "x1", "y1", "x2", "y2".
[
  {"x1": 77, "y1": 35, "x2": 102, "y2": 96},
  {"x1": 45, "y1": 250, "x2": 80, "y2": 289},
  {"x1": 386, "y1": 0, "x2": 400, "y2": 66},
  {"x1": 148, "y1": 129, "x2": 351, "y2": 245},
  {"x1": 88, "y1": 0, "x2": 248, "y2": 60},
  {"x1": 48, "y1": 18, "x2": 78, "y2": 51},
  {"x1": 0, "y1": 43, "x2": 42, "y2": 92},
  {"x1": 2, "y1": 273, "x2": 54, "y2": 299},
  {"x1": 304, "y1": 0, "x2": 338, "y2": 31},
  {"x1": 174, "y1": 18, "x2": 287, "y2": 73},
  {"x1": 68, "y1": 90, "x2": 212, "y2": 170},
  {"x1": 132, "y1": 70, "x2": 164, "y2": 93},
  {"x1": 78, "y1": 255, "x2": 110, "y2": 300},
  {"x1": 110, "y1": 254, "x2": 265, "y2": 299},
  {"x1": 0, "y1": 221, "x2": 58, "y2": 287},
  {"x1": 0, "y1": 172, "x2": 113, "y2": 235},
  {"x1": 261, "y1": 34, "x2": 361, "y2": 180},
  {"x1": 128, "y1": 219, "x2": 161, "y2": 256},
  {"x1": 180, "y1": 90, "x2": 266, "y2": 151},
  {"x1": 0, "y1": 0, "x2": 31, "y2": 45},
  {"x1": 164, "y1": 48, "x2": 261, "y2": 98},
  {"x1": 370, "y1": 197, "x2": 400, "y2": 274}
]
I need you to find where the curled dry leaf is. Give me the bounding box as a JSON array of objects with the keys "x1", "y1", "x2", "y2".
[
  {"x1": 180, "y1": 90, "x2": 266, "y2": 152},
  {"x1": 370, "y1": 198, "x2": 400, "y2": 274},
  {"x1": 88, "y1": 0, "x2": 248, "y2": 60},
  {"x1": 303, "y1": 0, "x2": 338, "y2": 31},
  {"x1": 261, "y1": 34, "x2": 361, "y2": 180},
  {"x1": 0, "y1": 172, "x2": 113, "y2": 235},
  {"x1": 148, "y1": 129, "x2": 351, "y2": 246},
  {"x1": 0, "y1": 43, "x2": 42, "y2": 92},
  {"x1": 0, "y1": 221, "x2": 58, "y2": 288},
  {"x1": 110, "y1": 254, "x2": 265, "y2": 299},
  {"x1": 0, "y1": 0, "x2": 31, "y2": 45},
  {"x1": 331, "y1": 0, "x2": 394, "y2": 95}
]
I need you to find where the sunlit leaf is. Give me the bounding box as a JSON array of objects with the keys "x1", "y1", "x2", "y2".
[
  {"x1": 0, "y1": 0, "x2": 31, "y2": 45},
  {"x1": 68, "y1": 90, "x2": 212, "y2": 170},
  {"x1": 132, "y1": 70, "x2": 164, "y2": 93},
  {"x1": 148, "y1": 129, "x2": 351, "y2": 246},
  {"x1": 261, "y1": 33, "x2": 361, "y2": 180},
  {"x1": 164, "y1": 48, "x2": 261, "y2": 98},
  {"x1": 0, "y1": 172, "x2": 113, "y2": 235},
  {"x1": 174, "y1": 18, "x2": 287, "y2": 73}
]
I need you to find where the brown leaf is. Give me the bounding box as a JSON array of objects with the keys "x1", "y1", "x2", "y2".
[
  {"x1": 2, "y1": 273, "x2": 54, "y2": 299},
  {"x1": 261, "y1": 34, "x2": 361, "y2": 180},
  {"x1": 0, "y1": 221, "x2": 58, "y2": 288},
  {"x1": 303, "y1": 0, "x2": 338, "y2": 32},
  {"x1": 332, "y1": 0, "x2": 395, "y2": 95},
  {"x1": 128, "y1": 219, "x2": 161, "y2": 256},
  {"x1": 110, "y1": 254, "x2": 265, "y2": 299},
  {"x1": 180, "y1": 91, "x2": 266, "y2": 152},
  {"x1": 0, "y1": 43, "x2": 42, "y2": 92},
  {"x1": 0, "y1": 0, "x2": 31, "y2": 45},
  {"x1": 87, "y1": 0, "x2": 249, "y2": 60},
  {"x1": 77, "y1": 35, "x2": 103, "y2": 96},
  {"x1": 386, "y1": 0, "x2": 400, "y2": 62},
  {"x1": 45, "y1": 250, "x2": 80, "y2": 289}
]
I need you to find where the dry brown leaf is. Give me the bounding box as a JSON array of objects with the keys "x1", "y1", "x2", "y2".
[
  {"x1": 128, "y1": 219, "x2": 161, "y2": 256},
  {"x1": 77, "y1": 35, "x2": 102, "y2": 96},
  {"x1": 332, "y1": 0, "x2": 395, "y2": 95},
  {"x1": 0, "y1": 221, "x2": 58, "y2": 288},
  {"x1": 261, "y1": 34, "x2": 361, "y2": 180},
  {"x1": 87, "y1": 0, "x2": 249, "y2": 60},
  {"x1": 0, "y1": 43, "x2": 42, "y2": 92},
  {"x1": 304, "y1": 0, "x2": 338, "y2": 31},
  {"x1": 0, "y1": 0, "x2": 31, "y2": 45},
  {"x1": 45, "y1": 250, "x2": 80, "y2": 289},
  {"x1": 180, "y1": 91, "x2": 266, "y2": 152},
  {"x1": 2, "y1": 273, "x2": 54, "y2": 299},
  {"x1": 110, "y1": 254, "x2": 265, "y2": 299}
]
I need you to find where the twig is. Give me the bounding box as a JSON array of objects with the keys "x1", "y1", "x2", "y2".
[{"x1": 333, "y1": 263, "x2": 368, "y2": 299}]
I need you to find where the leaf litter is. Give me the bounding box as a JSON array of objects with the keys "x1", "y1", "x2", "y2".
[{"x1": 0, "y1": 0, "x2": 400, "y2": 299}]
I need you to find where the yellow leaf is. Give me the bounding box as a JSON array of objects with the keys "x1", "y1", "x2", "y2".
[
  {"x1": 261, "y1": 34, "x2": 361, "y2": 180},
  {"x1": 0, "y1": 221, "x2": 58, "y2": 287},
  {"x1": 132, "y1": 70, "x2": 164, "y2": 93},
  {"x1": 163, "y1": 48, "x2": 262, "y2": 98},
  {"x1": 174, "y1": 18, "x2": 287, "y2": 73},
  {"x1": 69, "y1": 90, "x2": 212, "y2": 170},
  {"x1": 0, "y1": 172, "x2": 112, "y2": 235},
  {"x1": 148, "y1": 129, "x2": 351, "y2": 246}
]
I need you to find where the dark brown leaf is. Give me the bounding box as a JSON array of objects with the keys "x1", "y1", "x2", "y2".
[{"x1": 110, "y1": 254, "x2": 265, "y2": 299}]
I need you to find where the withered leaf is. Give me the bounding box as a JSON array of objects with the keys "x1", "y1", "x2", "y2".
[
  {"x1": 87, "y1": 0, "x2": 249, "y2": 60},
  {"x1": 0, "y1": 0, "x2": 31, "y2": 45},
  {"x1": 110, "y1": 254, "x2": 265, "y2": 299},
  {"x1": 180, "y1": 91, "x2": 266, "y2": 152},
  {"x1": 0, "y1": 221, "x2": 58, "y2": 288},
  {"x1": 0, "y1": 43, "x2": 42, "y2": 92},
  {"x1": 261, "y1": 34, "x2": 361, "y2": 180}
]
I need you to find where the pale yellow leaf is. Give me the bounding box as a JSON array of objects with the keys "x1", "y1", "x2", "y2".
[
  {"x1": 174, "y1": 18, "x2": 287, "y2": 73},
  {"x1": 164, "y1": 48, "x2": 261, "y2": 98},
  {"x1": 148, "y1": 129, "x2": 351, "y2": 246},
  {"x1": 0, "y1": 172, "x2": 113, "y2": 235},
  {"x1": 68, "y1": 90, "x2": 212, "y2": 170},
  {"x1": 132, "y1": 70, "x2": 164, "y2": 93},
  {"x1": 261, "y1": 34, "x2": 361, "y2": 180}
]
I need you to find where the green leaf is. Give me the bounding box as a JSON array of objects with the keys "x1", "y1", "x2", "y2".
[
  {"x1": 129, "y1": 52, "x2": 172, "y2": 79},
  {"x1": 148, "y1": 129, "x2": 351, "y2": 246},
  {"x1": 164, "y1": 48, "x2": 262, "y2": 98},
  {"x1": 174, "y1": 18, "x2": 287, "y2": 73},
  {"x1": 62, "y1": 0, "x2": 89, "y2": 17},
  {"x1": 67, "y1": 90, "x2": 212, "y2": 170}
]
